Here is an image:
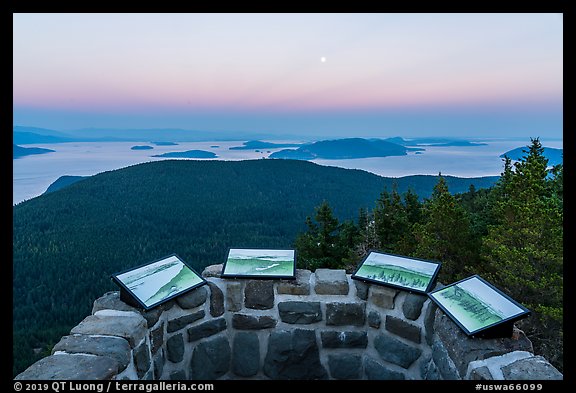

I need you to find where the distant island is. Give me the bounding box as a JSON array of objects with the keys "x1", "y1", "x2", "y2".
[
  {"x1": 385, "y1": 137, "x2": 487, "y2": 147},
  {"x1": 152, "y1": 141, "x2": 179, "y2": 146},
  {"x1": 131, "y1": 145, "x2": 154, "y2": 150},
  {"x1": 501, "y1": 146, "x2": 563, "y2": 166},
  {"x1": 270, "y1": 138, "x2": 424, "y2": 160},
  {"x1": 152, "y1": 150, "x2": 218, "y2": 159},
  {"x1": 13, "y1": 144, "x2": 55, "y2": 159},
  {"x1": 428, "y1": 141, "x2": 488, "y2": 147},
  {"x1": 230, "y1": 140, "x2": 303, "y2": 150}
]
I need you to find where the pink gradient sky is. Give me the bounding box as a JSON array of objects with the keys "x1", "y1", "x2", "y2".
[{"x1": 13, "y1": 13, "x2": 563, "y2": 138}]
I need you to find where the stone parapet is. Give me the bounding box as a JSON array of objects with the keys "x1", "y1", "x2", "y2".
[{"x1": 15, "y1": 266, "x2": 563, "y2": 381}]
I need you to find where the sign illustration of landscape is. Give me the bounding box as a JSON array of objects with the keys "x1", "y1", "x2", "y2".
[
  {"x1": 351, "y1": 251, "x2": 441, "y2": 293},
  {"x1": 429, "y1": 275, "x2": 530, "y2": 336},
  {"x1": 111, "y1": 254, "x2": 207, "y2": 310},
  {"x1": 221, "y1": 248, "x2": 296, "y2": 279}
]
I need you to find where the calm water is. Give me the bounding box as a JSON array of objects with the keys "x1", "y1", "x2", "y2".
[{"x1": 12, "y1": 138, "x2": 563, "y2": 205}]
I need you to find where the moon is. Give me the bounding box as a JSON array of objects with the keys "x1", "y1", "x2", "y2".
[{"x1": 320, "y1": 57, "x2": 326, "y2": 63}]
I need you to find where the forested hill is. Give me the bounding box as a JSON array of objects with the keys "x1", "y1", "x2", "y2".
[{"x1": 12, "y1": 159, "x2": 498, "y2": 375}]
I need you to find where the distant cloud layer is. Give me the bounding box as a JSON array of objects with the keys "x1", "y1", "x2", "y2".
[{"x1": 13, "y1": 13, "x2": 562, "y2": 138}]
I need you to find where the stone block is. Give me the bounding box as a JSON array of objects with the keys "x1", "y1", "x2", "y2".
[
  {"x1": 187, "y1": 318, "x2": 227, "y2": 342},
  {"x1": 385, "y1": 315, "x2": 422, "y2": 343},
  {"x1": 170, "y1": 370, "x2": 187, "y2": 380},
  {"x1": 370, "y1": 286, "x2": 398, "y2": 309},
  {"x1": 263, "y1": 329, "x2": 328, "y2": 380},
  {"x1": 368, "y1": 310, "x2": 381, "y2": 329},
  {"x1": 470, "y1": 366, "x2": 493, "y2": 380},
  {"x1": 314, "y1": 269, "x2": 349, "y2": 295},
  {"x1": 374, "y1": 333, "x2": 422, "y2": 369},
  {"x1": 433, "y1": 311, "x2": 533, "y2": 378},
  {"x1": 328, "y1": 354, "x2": 362, "y2": 379},
  {"x1": 202, "y1": 264, "x2": 223, "y2": 278},
  {"x1": 207, "y1": 282, "x2": 225, "y2": 317},
  {"x1": 141, "y1": 308, "x2": 163, "y2": 328},
  {"x1": 15, "y1": 354, "x2": 118, "y2": 380},
  {"x1": 133, "y1": 342, "x2": 151, "y2": 379},
  {"x1": 353, "y1": 279, "x2": 369, "y2": 300},
  {"x1": 420, "y1": 356, "x2": 441, "y2": 380},
  {"x1": 70, "y1": 312, "x2": 147, "y2": 348},
  {"x1": 166, "y1": 333, "x2": 185, "y2": 363},
  {"x1": 190, "y1": 335, "x2": 231, "y2": 380},
  {"x1": 278, "y1": 269, "x2": 311, "y2": 295},
  {"x1": 278, "y1": 301, "x2": 322, "y2": 324},
  {"x1": 431, "y1": 336, "x2": 460, "y2": 380},
  {"x1": 501, "y1": 356, "x2": 563, "y2": 380},
  {"x1": 92, "y1": 291, "x2": 139, "y2": 314},
  {"x1": 364, "y1": 357, "x2": 405, "y2": 380},
  {"x1": 176, "y1": 286, "x2": 208, "y2": 309},
  {"x1": 244, "y1": 280, "x2": 275, "y2": 310},
  {"x1": 226, "y1": 282, "x2": 243, "y2": 311},
  {"x1": 52, "y1": 335, "x2": 131, "y2": 372},
  {"x1": 232, "y1": 313, "x2": 277, "y2": 330},
  {"x1": 232, "y1": 332, "x2": 260, "y2": 377},
  {"x1": 403, "y1": 293, "x2": 428, "y2": 320},
  {"x1": 153, "y1": 350, "x2": 165, "y2": 380},
  {"x1": 424, "y1": 301, "x2": 438, "y2": 346},
  {"x1": 150, "y1": 322, "x2": 164, "y2": 354},
  {"x1": 326, "y1": 302, "x2": 365, "y2": 326},
  {"x1": 167, "y1": 310, "x2": 205, "y2": 333},
  {"x1": 320, "y1": 331, "x2": 367, "y2": 348}
]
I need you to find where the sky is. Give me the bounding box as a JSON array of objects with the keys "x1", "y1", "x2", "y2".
[{"x1": 13, "y1": 13, "x2": 563, "y2": 139}]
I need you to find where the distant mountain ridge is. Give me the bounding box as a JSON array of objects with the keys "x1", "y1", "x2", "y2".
[
  {"x1": 13, "y1": 125, "x2": 286, "y2": 144},
  {"x1": 13, "y1": 125, "x2": 495, "y2": 146}
]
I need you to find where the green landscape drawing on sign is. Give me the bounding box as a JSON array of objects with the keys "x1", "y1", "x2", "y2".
[
  {"x1": 355, "y1": 263, "x2": 432, "y2": 291},
  {"x1": 224, "y1": 249, "x2": 295, "y2": 276},
  {"x1": 145, "y1": 265, "x2": 204, "y2": 306},
  {"x1": 434, "y1": 284, "x2": 505, "y2": 332},
  {"x1": 354, "y1": 252, "x2": 438, "y2": 291},
  {"x1": 116, "y1": 256, "x2": 203, "y2": 308}
]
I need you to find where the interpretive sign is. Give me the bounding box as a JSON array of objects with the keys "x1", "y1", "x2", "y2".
[
  {"x1": 351, "y1": 251, "x2": 441, "y2": 294},
  {"x1": 221, "y1": 248, "x2": 296, "y2": 279},
  {"x1": 111, "y1": 254, "x2": 207, "y2": 310},
  {"x1": 429, "y1": 275, "x2": 530, "y2": 337}
]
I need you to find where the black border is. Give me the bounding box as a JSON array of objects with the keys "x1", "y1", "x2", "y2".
[
  {"x1": 221, "y1": 248, "x2": 297, "y2": 279},
  {"x1": 428, "y1": 274, "x2": 531, "y2": 337},
  {"x1": 351, "y1": 250, "x2": 441, "y2": 294},
  {"x1": 110, "y1": 253, "x2": 207, "y2": 310}
]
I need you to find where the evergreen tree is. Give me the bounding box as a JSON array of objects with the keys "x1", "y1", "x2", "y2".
[
  {"x1": 373, "y1": 184, "x2": 409, "y2": 252},
  {"x1": 456, "y1": 184, "x2": 493, "y2": 240},
  {"x1": 295, "y1": 200, "x2": 346, "y2": 270},
  {"x1": 412, "y1": 174, "x2": 477, "y2": 283},
  {"x1": 395, "y1": 188, "x2": 423, "y2": 255},
  {"x1": 403, "y1": 188, "x2": 422, "y2": 225},
  {"x1": 352, "y1": 207, "x2": 379, "y2": 260},
  {"x1": 481, "y1": 138, "x2": 563, "y2": 369}
]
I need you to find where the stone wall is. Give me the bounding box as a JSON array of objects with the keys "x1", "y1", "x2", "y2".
[{"x1": 15, "y1": 266, "x2": 563, "y2": 380}]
